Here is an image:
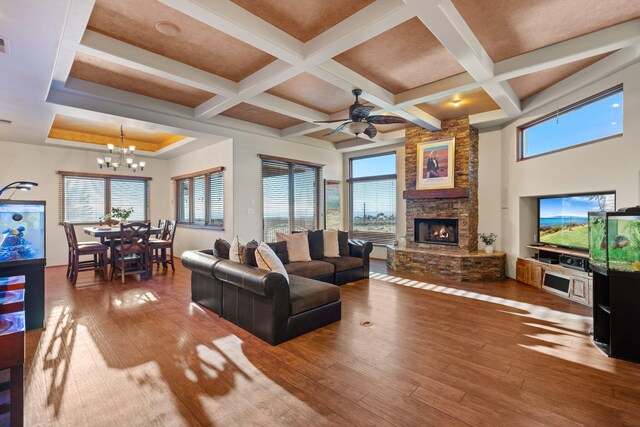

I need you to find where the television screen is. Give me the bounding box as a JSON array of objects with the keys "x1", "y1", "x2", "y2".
[{"x1": 538, "y1": 193, "x2": 615, "y2": 250}]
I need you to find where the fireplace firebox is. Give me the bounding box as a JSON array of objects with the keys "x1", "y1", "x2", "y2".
[{"x1": 414, "y1": 218, "x2": 459, "y2": 246}]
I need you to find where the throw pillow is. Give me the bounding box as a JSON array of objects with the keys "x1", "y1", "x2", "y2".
[
  {"x1": 307, "y1": 229, "x2": 324, "y2": 260},
  {"x1": 255, "y1": 242, "x2": 289, "y2": 283},
  {"x1": 323, "y1": 230, "x2": 340, "y2": 257},
  {"x1": 338, "y1": 231, "x2": 350, "y2": 256},
  {"x1": 267, "y1": 241, "x2": 290, "y2": 264},
  {"x1": 229, "y1": 236, "x2": 245, "y2": 263},
  {"x1": 213, "y1": 238, "x2": 230, "y2": 259},
  {"x1": 276, "y1": 232, "x2": 311, "y2": 262},
  {"x1": 242, "y1": 240, "x2": 260, "y2": 267}
]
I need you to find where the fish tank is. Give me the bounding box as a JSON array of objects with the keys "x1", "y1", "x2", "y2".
[
  {"x1": 0, "y1": 200, "x2": 46, "y2": 264},
  {"x1": 589, "y1": 206, "x2": 640, "y2": 273}
]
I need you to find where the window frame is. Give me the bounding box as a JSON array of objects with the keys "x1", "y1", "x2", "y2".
[
  {"x1": 260, "y1": 154, "x2": 324, "y2": 242},
  {"x1": 348, "y1": 152, "x2": 398, "y2": 245},
  {"x1": 517, "y1": 84, "x2": 623, "y2": 161},
  {"x1": 58, "y1": 171, "x2": 150, "y2": 225},
  {"x1": 172, "y1": 167, "x2": 224, "y2": 230}
]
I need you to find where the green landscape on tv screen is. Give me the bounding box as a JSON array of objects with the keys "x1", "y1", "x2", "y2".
[{"x1": 538, "y1": 193, "x2": 615, "y2": 249}]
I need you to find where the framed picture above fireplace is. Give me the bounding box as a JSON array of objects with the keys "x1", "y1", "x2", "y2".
[{"x1": 416, "y1": 137, "x2": 455, "y2": 190}]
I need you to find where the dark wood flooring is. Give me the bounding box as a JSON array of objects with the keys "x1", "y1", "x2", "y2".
[{"x1": 24, "y1": 259, "x2": 640, "y2": 426}]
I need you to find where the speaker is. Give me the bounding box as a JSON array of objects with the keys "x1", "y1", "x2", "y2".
[{"x1": 559, "y1": 254, "x2": 589, "y2": 271}]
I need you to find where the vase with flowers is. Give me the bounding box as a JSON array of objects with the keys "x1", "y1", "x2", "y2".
[
  {"x1": 478, "y1": 232, "x2": 497, "y2": 254},
  {"x1": 100, "y1": 207, "x2": 134, "y2": 226}
]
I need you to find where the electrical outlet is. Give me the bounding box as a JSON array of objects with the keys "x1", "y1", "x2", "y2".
[{"x1": 247, "y1": 208, "x2": 255, "y2": 215}]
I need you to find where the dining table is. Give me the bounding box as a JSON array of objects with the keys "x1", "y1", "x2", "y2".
[{"x1": 83, "y1": 225, "x2": 163, "y2": 279}]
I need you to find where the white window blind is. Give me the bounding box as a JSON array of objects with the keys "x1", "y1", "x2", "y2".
[
  {"x1": 193, "y1": 175, "x2": 205, "y2": 225},
  {"x1": 349, "y1": 153, "x2": 397, "y2": 244},
  {"x1": 60, "y1": 173, "x2": 149, "y2": 224},
  {"x1": 175, "y1": 169, "x2": 224, "y2": 228},
  {"x1": 208, "y1": 173, "x2": 224, "y2": 228},
  {"x1": 261, "y1": 157, "x2": 322, "y2": 242},
  {"x1": 177, "y1": 179, "x2": 190, "y2": 223},
  {"x1": 111, "y1": 179, "x2": 147, "y2": 221}
]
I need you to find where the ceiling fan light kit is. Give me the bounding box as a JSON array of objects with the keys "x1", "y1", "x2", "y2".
[{"x1": 313, "y1": 89, "x2": 407, "y2": 139}]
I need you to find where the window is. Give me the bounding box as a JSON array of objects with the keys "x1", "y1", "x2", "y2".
[
  {"x1": 518, "y1": 85, "x2": 623, "y2": 160},
  {"x1": 59, "y1": 172, "x2": 149, "y2": 224},
  {"x1": 261, "y1": 156, "x2": 323, "y2": 242},
  {"x1": 349, "y1": 153, "x2": 397, "y2": 244},
  {"x1": 174, "y1": 167, "x2": 224, "y2": 228}
]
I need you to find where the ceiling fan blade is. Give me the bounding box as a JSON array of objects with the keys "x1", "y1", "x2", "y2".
[
  {"x1": 363, "y1": 123, "x2": 377, "y2": 139},
  {"x1": 324, "y1": 122, "x2": 350, "y2": 136},
  {"x1": 351, "y1": 105, "x2": 375, "y2": 120},
  {"x1": 367, "y1": 115, "x2": 407, "y2": 124},
  {"x1": 314, "y1": 118, "x2": 349, "y2": 123}
]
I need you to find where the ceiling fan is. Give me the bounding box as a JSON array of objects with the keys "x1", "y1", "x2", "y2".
[{"x1": 314, "y1": 89, "x2": 407, "y2": 138}]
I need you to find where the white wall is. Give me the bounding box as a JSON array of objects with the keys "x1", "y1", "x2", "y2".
[
  {"x1": 342, "y1": 143, "x2": 406, "y2": 259},
  {"x1": 168, "y1": 138, "x2": 234, "y2": 257},
  {"x1": 498, "y1": 62, "x2": 640, "y2": 277},
  {"x1": 0, "y1": 140, "x2": 170, "y2": 266},
  {"x1": 478, "y1": 129, "x2": 503, "y2": 251}
]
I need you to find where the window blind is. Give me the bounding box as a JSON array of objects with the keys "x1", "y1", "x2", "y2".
[
  {"x1": 63, "y1": 176, "x2": 106, "y2": 223},
  {"x1": 261, "y1": 157, "x2": 322, "y2": 242},
  {"x1": 208, "y1": 172, "x2": 224, "y2": 227},
  {"x1": 174, "y1": 169, "x2": 224, "y2": 228},
  {"x1": 193, "y1": 175, "x2": 205, "y2": 224},
  {"x1": 111, "y1": 179, "x2": 147, "y2": 221},
  {"x1": 60, "y1": 174, "x2": 150, "y2": 224},
  {"x1": 349, "y1": 153, "x2": 397, "y2": 245},
  {"x1": 178, "y1": 179, "x2": 190, "y2": 223}
]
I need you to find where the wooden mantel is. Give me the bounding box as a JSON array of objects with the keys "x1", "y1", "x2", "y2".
[{"x1": 403, "y1": 188, "x2": 468, "y2": 200}]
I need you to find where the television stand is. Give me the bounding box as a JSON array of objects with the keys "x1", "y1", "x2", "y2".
[{"x1": 517, "y1": 246, "x2": 591, "y2": 306}]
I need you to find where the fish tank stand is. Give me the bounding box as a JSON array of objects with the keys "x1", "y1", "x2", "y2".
[
  {"x1": 0, "y1": 200, "x2": 46, "y2": 331},
  {"x1": 589, "y1": 206, "x2": 640, "y2": 363}
]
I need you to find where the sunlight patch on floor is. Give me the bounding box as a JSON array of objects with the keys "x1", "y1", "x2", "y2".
[{"x1": 369, "y1": 272, "x2": 591, "y2": 323}]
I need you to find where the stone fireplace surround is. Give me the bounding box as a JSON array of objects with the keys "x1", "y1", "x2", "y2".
[{"x1": 387, "y1": 117, "x2": 505, "y2": 281}]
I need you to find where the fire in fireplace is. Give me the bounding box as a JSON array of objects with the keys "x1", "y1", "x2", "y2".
[{"x1": 414, "y1": 218, "x2": 459, "y2": 245}]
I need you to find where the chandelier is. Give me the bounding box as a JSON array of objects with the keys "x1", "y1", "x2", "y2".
[{"x1": 96, "y1": 125, "x2": 145, "y2": 172}]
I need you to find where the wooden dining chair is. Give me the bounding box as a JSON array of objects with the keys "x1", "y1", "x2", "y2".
[
  {"x1": 150, "y1": 220, "x2": 177, "y2": 271},
  {"x1": 110, "y1": 222, "x2": 152, "y2": 283},
  {"x1": 63, "y1": 222, "x2": 109, "y2": 285}
]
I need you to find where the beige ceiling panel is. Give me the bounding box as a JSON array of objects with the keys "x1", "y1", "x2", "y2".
[
  {"x1": 88, "y1": 0, "x2": 276, "y2": 82},
  {"x1": 333, "y1": 18, "x2": 465, "y2": 94},
  {"x1": 452, "y1": 0, "x2": 640, "y2": 61}
]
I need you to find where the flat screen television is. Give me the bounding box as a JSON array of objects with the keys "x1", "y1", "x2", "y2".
[{"x1": 538, "y1": 192, "x2": 615, "y2": 251}]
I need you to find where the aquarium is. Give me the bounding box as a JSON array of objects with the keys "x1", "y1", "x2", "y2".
[
  {"x1": 0, "y1": 200, "x2": 45, "y2": 263},
  {"x1": 589, "y1": 207, "x2": 640, "y2": 273}
]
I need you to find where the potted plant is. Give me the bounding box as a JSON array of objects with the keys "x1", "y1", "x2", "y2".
[
  {"x1": 100, "y1": 207, "x2": 135, "y2": 226},
  {"x1": 478, "y1": 232, "x2": 497, "y2": 254}
]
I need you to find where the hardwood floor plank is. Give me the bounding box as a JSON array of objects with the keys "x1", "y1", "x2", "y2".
[{"x1": 20, "y1": 260, "x2": 640, "y2": 426}]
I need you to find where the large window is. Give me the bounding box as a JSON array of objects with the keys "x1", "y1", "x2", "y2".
[
  {"x1": 349, "y1": 152, "x2": 397, "y2": 244},
  {"x1": 261, "y1": 155, "x2": 323, "y2": 242},
  {"x1": 518, "y1": 85, "x2": 623, "y2": 160},
  {"x1": 174, "y1": 167, "x2": 224, "y2": 228},
  {"x1": 59, "y1": 172, "x2": 149, "y2": 224}
]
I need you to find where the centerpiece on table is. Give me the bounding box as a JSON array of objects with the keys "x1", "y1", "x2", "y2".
[{"x1": 100, "y1": 207, "x2": 134, "y2": 226}]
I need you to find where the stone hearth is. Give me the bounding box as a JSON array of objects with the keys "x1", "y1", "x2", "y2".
[{"x1": 387, "y1": 117, "x2": 505, "y2": 281}]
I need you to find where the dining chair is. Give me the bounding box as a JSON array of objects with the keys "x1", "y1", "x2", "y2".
[
  {"x1": 150, "y1": 220, "x2": 177, "y2": 271},
  {"x1": 110, "y1": 222, "x2": 152, "y2": 283},
  {"x1": 63, "y1": 222, "x2": 109, "y2": 285}
]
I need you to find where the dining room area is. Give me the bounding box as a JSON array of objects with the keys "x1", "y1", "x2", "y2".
[{"x1": 63, "y1": 219, "x2": 177, "y2": 285}]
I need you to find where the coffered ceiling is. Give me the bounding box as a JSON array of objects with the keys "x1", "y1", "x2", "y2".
[{"x1": 37, "y1": 0, "x2": 640, "y2": 153}]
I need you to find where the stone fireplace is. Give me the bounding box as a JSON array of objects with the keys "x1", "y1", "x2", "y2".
[
  {"x1": 414, "y1": 218, "x2": 459, "y2": 246},
  {"x1": 387, "y1": 117, "x2": 505, "y2": 281}
]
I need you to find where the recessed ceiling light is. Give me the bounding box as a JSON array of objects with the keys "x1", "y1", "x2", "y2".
[
  {"x1": 155, "y1": 21, "x2": 182, "y2": 36},
  {"x1": 451, "y1": 99, "x2": 462, "y2": 107},
  {"x1": 611, "y1": 122, "x2": 617, "y2": 125},
  {"x1": 612, "y1": 103, "x2": 620, "y2": 108},
  {"x1": 247, "y1": 109, "x2": 258, "y2": 114}
]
